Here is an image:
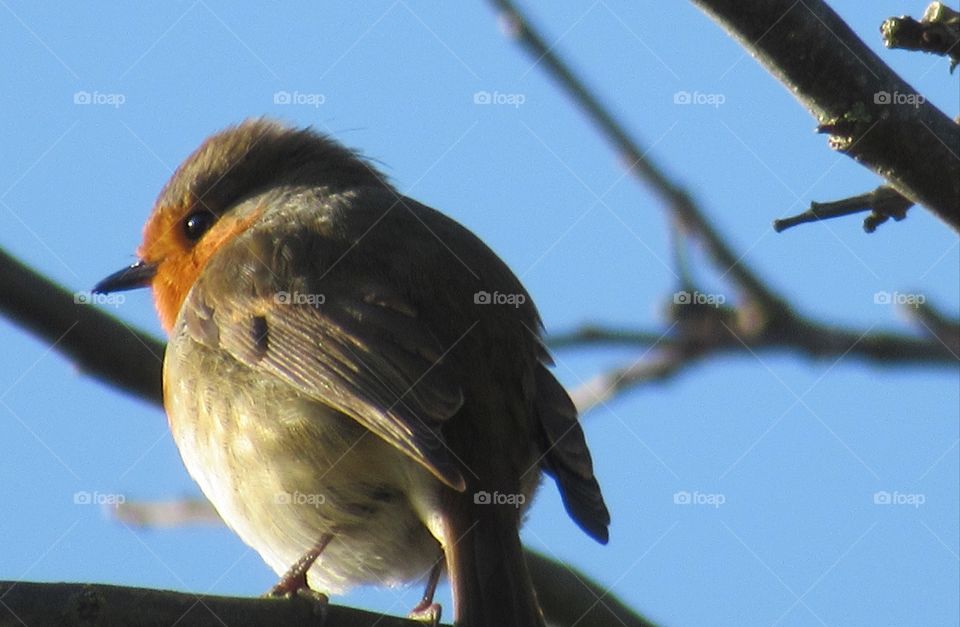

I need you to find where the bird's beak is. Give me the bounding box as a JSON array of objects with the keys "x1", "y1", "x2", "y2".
[{"x1": 93, "y1": 259, "x2": 157, "y2": 293}]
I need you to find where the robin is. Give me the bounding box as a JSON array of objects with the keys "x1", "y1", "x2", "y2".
[{"x1": 95, "y1": 119, "x2": 609, "y2": 626}]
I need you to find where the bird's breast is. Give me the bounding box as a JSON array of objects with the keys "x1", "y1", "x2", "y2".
[{"x1": 162, "y1": 327, "x2": 442, "y2": 592}]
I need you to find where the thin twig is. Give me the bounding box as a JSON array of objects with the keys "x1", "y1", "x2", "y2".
[
  {"x1": 490, "y1": 0, "x2": 791, "y2": 316},
  {"x1": 881, "y1": 2, "x2": 960, "y2": 70},
  {"x1": 557, "y1": 309, "x2": 959, "y2": 412},
  {"x1": 548, "y1": 315, "x2": 958, "y2": 367},
  {"x1": 773, "y1": 185, "x2": 914, "y2": 233}
]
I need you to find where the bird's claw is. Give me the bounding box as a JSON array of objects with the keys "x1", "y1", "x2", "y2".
[
  {"x1": 267, "y1": 571, "x2": 310, "y2": 598},
  {"x1": 408, "y1": 601, "x2": 442, "y2": 626}
]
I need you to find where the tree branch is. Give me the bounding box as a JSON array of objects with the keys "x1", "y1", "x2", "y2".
[
  {"x1": 773, "y1": 185, "x2": 913, "y2": 233},
  {"x1": 486, "y1": 0, "x2": 958, "y2": 415},
  {"x1": 689, "y1": 0, "x2": 960, "y2": 231},
  {"x1": 0, "y1": 246, "x2": 163, "y2": 405},
  {"x1": 549, "y1": 312, "x2": 959, "y2": 367},
  {"x1": 490, "y1": 0, "x2": 792, "y2": 316},
  {"x1": 881, "y1": 2, "x2": 960, "y2": 70},
  {"x1": 526, "y1": 551, "x2": 658, "y2": 627},
  {"x1": 555, "y1": 302, "x2": 959, "y2": 414},
  {"x1": 0, "y1": 581, "x2": 424, "y2": 627}
]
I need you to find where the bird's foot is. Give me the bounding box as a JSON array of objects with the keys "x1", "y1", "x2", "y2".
[
  {"x1": 266, "y1": 533, "x2": 334, "y2": 598},
  {"x1": 408, "y1": 560, "x2": 443, "y2": 625},
  {"x1": 408, "y1": 601, "x2": 442, "y2": 626}
]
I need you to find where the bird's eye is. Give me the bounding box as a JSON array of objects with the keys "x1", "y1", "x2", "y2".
[{"x1": 183, "y1": 211, "x2": 217, "y2": 242}]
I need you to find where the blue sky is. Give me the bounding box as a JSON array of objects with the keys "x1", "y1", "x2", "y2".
[{"x1": 1, "y1": 2, "x2": 957, "y2": 625}]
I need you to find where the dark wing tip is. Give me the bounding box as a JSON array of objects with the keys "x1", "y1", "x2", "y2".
[
  {"x1": 535, "y1": 363, "x2": 610, "y2": 544},
  {"x1": 545, "y1": 463, "x2": 610, "y2": 544},
  {"x1": 429, "y1": 456, "x2": 467, "y2": 492}
]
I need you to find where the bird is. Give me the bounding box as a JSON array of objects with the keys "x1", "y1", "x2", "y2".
[{"x1": 95, "y1": 118, "x2": 609, "y2": 626}]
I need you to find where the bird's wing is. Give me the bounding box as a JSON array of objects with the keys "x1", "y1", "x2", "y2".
[
  {"x1": 535, "y1": 361, "x2": 611, "y2": 544},
  {"x1": 178, "y1": 230, "x2": 467, "y2": 491}
]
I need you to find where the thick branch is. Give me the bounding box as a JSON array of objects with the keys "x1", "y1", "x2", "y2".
[
  {"x1": 111, "y1": 497, "x2": 656, "y2": 627},
  {"x1": 526, "y1": 551, "x2": 657, "y2": 627},
  {"x1": 689, "y1": 0, "x2": 960, "y2": 231},
  {"x1": 0, "y1": 581, "x2": 422, "y2": 627},
  {"x1": 0, "y1": 557, "x2": 652, "y2": 627},
  {"x1": 0, "y1": 247, "x2": 164, "y2": 405}
]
